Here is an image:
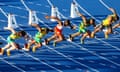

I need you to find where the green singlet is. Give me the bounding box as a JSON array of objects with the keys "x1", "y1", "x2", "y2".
[
  {"x1": 78, "y1": 22, "x2": 90, "y2": 33},
  {"x1": 34, "y1": 28, "x2": 47, "y2": 43}
]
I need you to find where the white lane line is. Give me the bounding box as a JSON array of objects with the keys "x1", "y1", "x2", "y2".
[
  {"x1": 0, "y1": 8, "x2": 8, "y2": 17},
  {"x1": 69, "y1": 41, "x2": 120, "y2": 67},
  {"x1": 74, "y1": 0, "x2": 120, "y2": 52},
  {"x1": 6, "y1": 2, "x2": 63, "y2": 70},
  {"x1": 47, "y1": 0, "x2": 53, "y2": 7},
  {"x1": 21, "y1": 51, "x2": 62, "y2": 72},
  {"x1": 20, "y1": 0, "x2": 30, "y2": 11},
  {"x1": 0, "y1": 58, "x2": 26, "y2": 72},
  {"x1": 44, "y1": 45, "x2": 99, "y2": 72}
]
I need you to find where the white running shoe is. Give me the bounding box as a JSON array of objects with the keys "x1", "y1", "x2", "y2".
[
  {"x1": 67, "y1": 38, "x2": 72, "y2": 42},
  {"x1": 22, "y1": 48, "x2": 29, "y2": 51}
]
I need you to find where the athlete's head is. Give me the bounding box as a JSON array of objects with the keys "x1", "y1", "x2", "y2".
[
  {"x1": 89, "y1": 18, "x2": 95, "y2": 24},
  {"x1": 64, "y1": 19, "x2": 71, "y2": 26},
  {"x1": 59, "y1": 21, "x2": 63, "y2": 26},
  {"x1": 114, "y1": 15, "x2": 119, "y2": 21},
  {"x1": 18, "y1": 30, "x2": 27, "y2": 37},
  {"x1": 107, "y1": 15, "x2": 114, "y2": 22}
]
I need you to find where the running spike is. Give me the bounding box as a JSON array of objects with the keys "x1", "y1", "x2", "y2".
[
  {"x1": 7, "y1": 50, "x2": 10, "y2": 56},
  {"x1": 53, "y1": 42, "x2": 56, "y2": 47},
  {"x1": 44, "y1": 39, "x2": 49, "y2": 45},
  {"x1": 80, "y1": 39, "x2": 84, "y2": 44},
  {"x1": 91, "y1": 32, "x2": 95, "y2": 38},
  {"x1": 32, "y1": 46, "x2": 36, "y2": 53}
]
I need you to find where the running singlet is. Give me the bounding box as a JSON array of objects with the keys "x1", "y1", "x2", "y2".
[
  {"x1": 9, "y1": 33, "x2": 20, "y2": 39},
  {"x1": 103, "y1": 14, "x2": 116, "y2": 27},
  {"x1": 54, "y1": 25, "x2": 63, "y2": 35},
  {"x1": 35, "y1": 28, "x2": 47, "y2": 38},
  {"x1": 110, "y1": 14, "x2": 117, "y2": 22},
  {"x1": 34, "y1": 28, "x2": 47, "y2": 43},
  {"x1": 7, "y1": 33, "x2": 20, "y2": 43},
  {"x1": 102, "y1": 19, "x2": 111, "y2": 27},
  {"x1": 78, "y1": 22, "x2": 90, "y2": 33}
]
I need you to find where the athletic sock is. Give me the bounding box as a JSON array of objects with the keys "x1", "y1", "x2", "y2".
[
  {"x1": 105, "y1": 34, "x2": 108, "y2": 39},
  {"x1": 53, "y1": 42, "x2": 56, "y2": 47},
  {"x1": 80, "y1": 39, "x2": 84, "y2": 44},
  {"x1": 32, "y1": 46, "x2": 36, "y2": 53},
  {"x1": 7, "y1": 50, "x2": 10, "y2": 56}
]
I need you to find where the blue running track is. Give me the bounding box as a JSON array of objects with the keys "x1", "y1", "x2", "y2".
[{"x1": 0, "y1": 0, "x2": 120, "y2": 72}]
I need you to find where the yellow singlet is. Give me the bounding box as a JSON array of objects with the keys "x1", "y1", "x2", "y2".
[{"x1": 9, "y1": 33, "x2": 20, "y2": 40}]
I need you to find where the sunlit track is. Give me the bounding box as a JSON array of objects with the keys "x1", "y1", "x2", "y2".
[
  {"x1": 0, "y1": 0, "x2": 120, "y2": 72},
  {"x1": 0, "y1": 36, "x2": 26, "y2": 72},
  {"x1": 1, "y1": 0, "x2": 96, "y2": 71},
  {"x1": 74, "y1": 0, "x2": 120, "y2": 51},
  {"x1": 50, "y1": 0, "x2": 120, "y2": 67},
  {"x1": 0, "y1": 30, "x2": 62, "y2": 72},
  {"x1": 44, "y1": 45, "x2": 99, "y2": 72},
  {"x1": 19, "y1": 1, "x2": 99, "y2": 71},
  {"x1": 0, "y1": 7, "x2": 62, "y2": 72},
  {"x1": 68, "y1": 41, "x2": 120, "y2": 67},
  {"x1": 0, "y1": 34, "x2": 63, "y2": 72},
  {"x1": 0, "y1": 58, "x2": 26, "y2": 72}
]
